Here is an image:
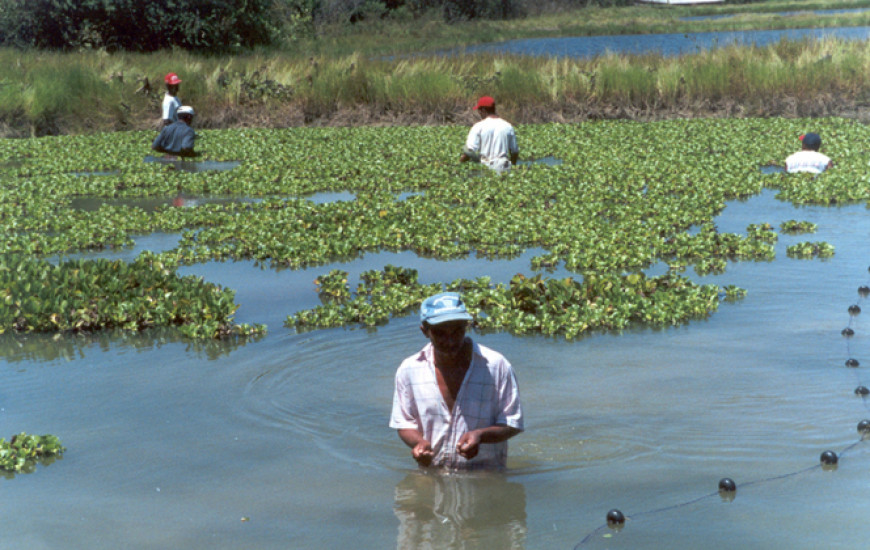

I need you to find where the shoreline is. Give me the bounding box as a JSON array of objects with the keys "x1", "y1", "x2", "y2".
[{"x1": 5, "y1": 96, "x2": 869, "y2": 139}]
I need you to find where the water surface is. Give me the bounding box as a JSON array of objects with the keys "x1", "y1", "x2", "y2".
[
  {"x1": 459, "y1": 26, "x2": 870, "y2": 58},
  {"x1": 5, "y1": 189, "x2": 870, "y2": 549}
]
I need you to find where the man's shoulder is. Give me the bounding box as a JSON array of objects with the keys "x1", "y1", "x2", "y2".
[
  {"x1": 397, "y1": 345, "x2": 430, "y2": 370},
  {"x1": 472, "y1": 341, "x2": 511, "y2": 367}
]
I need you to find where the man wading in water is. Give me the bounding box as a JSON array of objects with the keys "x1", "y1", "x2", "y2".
[
  {"x1": 390, "y1": 292, "x2": 523, "y2": 470},
  {"x1": 459, "y1": 95, "x2": 519, "y2": 174}
]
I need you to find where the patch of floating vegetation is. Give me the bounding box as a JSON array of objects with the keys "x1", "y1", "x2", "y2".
[
  {"x1": 0, "y1": 253, "x2": 265, "y2": 339},
  {"x1": 69, "y1": 195, "x2": 259, "y2": 212},
  {"x1": 0, "y1": 433, "x2": 64, "y2": 475},
  {"x1": 786, "y1": 241, "x2": 835, "y2": 259},
  {"x1": 1, "y1": 117, "x2": 868, "y2": 338},
  {"x1": 287, "y1": 265, "x2": 728, "y2": 339}
]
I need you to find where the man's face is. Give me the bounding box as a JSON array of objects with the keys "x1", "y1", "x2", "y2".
[{"x1": 423, "y1": 320, "x2": 468, "y2": 357}]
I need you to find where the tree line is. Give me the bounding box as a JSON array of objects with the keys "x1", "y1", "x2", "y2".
[{"x1": 0, "y1": 0, "x2": 637, "y2": 52}]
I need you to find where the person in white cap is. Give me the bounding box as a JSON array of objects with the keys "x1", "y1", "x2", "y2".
[
  {"x1": 459, "y1": 95, "x2": 519, "y2": 174},
  {"x1": 152, "y1": 106, "x2": 198, "y2": 158},
  {"x1": 390, "y1": 292, "x2": 523, "y2": 470},
  {"x1": 162, "y1": 72, "x2": 183, "y2": 127}
]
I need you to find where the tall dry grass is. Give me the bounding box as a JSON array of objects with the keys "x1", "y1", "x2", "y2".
[{"x1": 1, "y1": 35, "x2": 870, "y2": 136}]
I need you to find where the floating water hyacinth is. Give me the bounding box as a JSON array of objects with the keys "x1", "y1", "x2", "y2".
[
  {"x1": 1, "y1": 117, "x2": 869, "y2": 337},
  {"x1": 786, "y1": 241, "x2": 835, "y2": 259},
  {"x1": 0, "y1": 433, "x2": 64, "y2": 473},
  {"x1": 288, "y1": 266, "x2": 733, "y2": 338}
]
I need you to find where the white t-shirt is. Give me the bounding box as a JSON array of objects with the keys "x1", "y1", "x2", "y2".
[
  {"x1": 162, "y1": 93, "x2": 182, "y2": 123},
  {"x1": 785, "y1": 150, "x2": 831, "y2": 174},
  {"x1": 465, "y1": 116, "x2": 518, "y2": 171}
]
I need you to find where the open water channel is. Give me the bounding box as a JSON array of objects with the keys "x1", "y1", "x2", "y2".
[{"x1": 6, "y1": 22, "x2": 870, "y2": 550}]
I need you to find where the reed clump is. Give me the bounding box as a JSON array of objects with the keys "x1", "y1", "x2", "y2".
[{"x1": 2, "y1": 35, "x2": 870, "y2": 136}]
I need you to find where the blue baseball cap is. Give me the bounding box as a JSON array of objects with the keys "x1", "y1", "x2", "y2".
[{"x1": 420, "y1": 292, "x2": 473, "y2": 325}]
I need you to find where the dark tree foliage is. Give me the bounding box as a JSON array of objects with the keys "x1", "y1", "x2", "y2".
[{"x1": 0, "y1": 0, "x2": 276, "y2": 52}]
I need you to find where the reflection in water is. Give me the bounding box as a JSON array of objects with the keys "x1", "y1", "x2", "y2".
[
  {"x1": 516, "y1": 156, "x2": 563, "y2": 167},
  {"x1": 0, "y1": 327, "x2": 261, "y2": 364},
  {"x1": 759, "y1": 164, "x2": 785, "y2": 174},
  {"x1": 394, "y1": 470, "x2": 527, "y2": 550},
  {"x1": 71, "y1": 170, "x2": 119, "y2": 177},
  {"x1": 143, "y1": 155, "x2": 241, "y2": 172}
]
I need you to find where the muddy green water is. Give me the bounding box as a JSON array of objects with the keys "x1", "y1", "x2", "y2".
[{"x1": 4, "y1": 189, "x2": 870, "y2": 549}]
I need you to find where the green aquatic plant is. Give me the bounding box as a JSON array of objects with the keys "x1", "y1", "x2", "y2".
[
  {"x1": 0, "y1": 433, "x2": 64, "y2": 473},
  {"x1": 0, "y1": 253, "x2": 265, "y2": 339},
  {"x1": 288, "y1": 266, "x2": 736, "y2": 339},
  {"x1": 786, "y1": 241, "x2": 835, "y2": 259},
  {"x1": 746, "y1": 223, "x2": 778, "y2": 243},
  {"x1": 779, "y1": 220, "x2": 818, "y2": 234},
  {"x1": 0, "y1": 116, "x2": 865, "y2": 337}
]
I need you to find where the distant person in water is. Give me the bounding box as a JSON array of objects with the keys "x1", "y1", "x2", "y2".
[
  {"x1": 785, "y1": 132, "x2": 833, "y2": 174},
  {"x1": 152, "y1": 106, "x2": 198, "y2": 158},
  {"x1": 162, "y1": 72, "x2": 183, "y2": 127},
  {"x1": 459, "y1": 96, "x2": 519, "y2": 174},
  {"x1": 390, "y1": 292, "x2": 523, "y2": 470}
]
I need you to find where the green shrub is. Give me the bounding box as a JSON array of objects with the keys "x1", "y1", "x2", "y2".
[{"x1": 0, "y1": 0, "x2": 276, "y2": 52}]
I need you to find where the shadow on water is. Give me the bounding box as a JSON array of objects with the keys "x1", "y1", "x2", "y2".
[{"x1": 143, "y1": 155, "x2": 241, "y2": 173}]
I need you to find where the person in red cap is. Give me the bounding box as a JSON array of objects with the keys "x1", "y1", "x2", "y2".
[
  {"x1": 459, "y1": 96, "x2": 519, "y2": 173},
  {"x1": 785, "y1": 132, "x2": 833, "y2": 174},
  {"x1": 162, "y1": 72, "x2": 183, "y2": 127}
]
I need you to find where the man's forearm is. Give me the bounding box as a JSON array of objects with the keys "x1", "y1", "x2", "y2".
[{"x1": 474, "y1": 424, "x2": 520, "y2": 444}]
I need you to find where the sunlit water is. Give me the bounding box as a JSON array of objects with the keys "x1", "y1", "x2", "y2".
[
  {"x1": 5, "y1": 185, "x2": 870, "y2": 549},
  {"x1": 457, "y1": 26, "x2": 870, "y2": 58},
  {"x1": 680, "y1": 8, "x2": 870, "y2": 22}
]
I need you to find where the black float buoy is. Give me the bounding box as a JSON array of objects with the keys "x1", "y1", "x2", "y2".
[
  {"x1": 842, "y1": 327, "x2": 855, "y2": 337},
  {"x1": 820, "y1": 450, "x2": 838, "y2": 466},
  {"x1": 718, "y1": 477, "x2": 736, "y2": 502},
  {"x1": 846, "y1": 358, "x2": 860, "y2": 368},
  {"x1": 718, "y1": 478, "x2": 736, "y2": 493},
  {"x1": 857, "y1": 420, "x2": 870, "y2": 435},
  {"x1": 856, "y1": 386, "x2": 870, "y2": 396},
  {"x1": 859, "y1": 286, "x2": 870, "y2": 297},
  {"x1": 606, "y1": 509, "x2": 625, "y2": 528},
  {"x1": 849, "y1": 305, "x2": 861, "y2": 316}
]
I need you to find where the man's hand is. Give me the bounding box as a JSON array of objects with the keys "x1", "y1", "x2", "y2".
[
  {"x1": 456, "y1": 431, "x2": 481, "y2": 460},
  {"x1": 412, "y1": 440, "x2": 435, "y2": 466}
]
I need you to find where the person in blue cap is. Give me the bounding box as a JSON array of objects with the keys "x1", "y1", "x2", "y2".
[
  {"x1": 389, "y1": 292, "x2": 523, "y2": 470},
  {"x1": 785, "y1": 132, "x2": 833, "y2": 174}
]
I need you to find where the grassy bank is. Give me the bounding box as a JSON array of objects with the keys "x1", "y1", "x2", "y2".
[{"x1": 3, "y1": 34, "x2": 869, "y2": 137}]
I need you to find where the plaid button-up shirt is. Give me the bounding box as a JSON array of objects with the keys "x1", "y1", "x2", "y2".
[{"x1": 390, "y1": 340, "x2": 523, "y2": 470}]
